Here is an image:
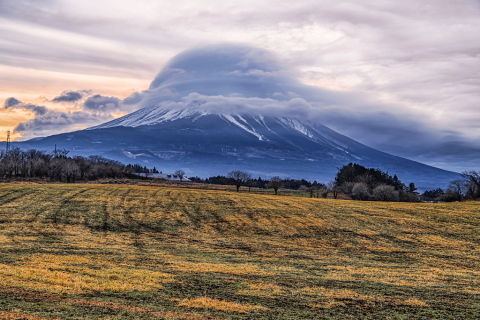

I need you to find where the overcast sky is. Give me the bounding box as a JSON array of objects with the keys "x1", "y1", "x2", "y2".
[{"x1": 1, "y1": 0, "x2": 479, "y2": 172}]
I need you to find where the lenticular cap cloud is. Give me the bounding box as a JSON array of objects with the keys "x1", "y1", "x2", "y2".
[{"x1": 142, "y1": 44, "x2": 337, "y2": 108}]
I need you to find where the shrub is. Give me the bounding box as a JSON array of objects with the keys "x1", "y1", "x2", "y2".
[
  {"x1": 398, "y1": 190, "x2": 419, "y2": 202},
  {"x1": 372, "y1": 184, "x2": 399, "y2": 202},
  {"x1": 351, "y1": 182, "x2": 371, "y2": 200}
]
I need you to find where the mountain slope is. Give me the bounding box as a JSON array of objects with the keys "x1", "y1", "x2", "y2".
[{"x1": 18, "y1": 101, "x2": 461, "y2": 190}]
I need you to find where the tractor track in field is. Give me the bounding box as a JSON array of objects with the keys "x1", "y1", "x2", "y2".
[
  {"x1": 0, "y1": 189, "x2": 39, "y2": 207},
  {"x1": 45, "y1": 188, "x2": 92, "y2": 224}
]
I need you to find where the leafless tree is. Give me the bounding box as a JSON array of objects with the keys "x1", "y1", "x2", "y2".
[
  {"x1": 7, "y1": 147, "x2": 22, "y2": 176},
  {"x1": 53, "y1": 148, "x2": 69, "y2": 158},
  {"x1": 444, "y1": 179, "x2": 468, "y2": 202},
  {"x1": 371, "y1": 184, "x2": 399, "y2": 202},
  {"x1": 228, "y1": 170, "x2": 252, "y2": 192},
  {"x1": 0, "y1": 147, "x2": 131, "y2": 181},
  {"x1": 462, "y1": 171, "x2": 480, "y2": 199},
  {"x1": 175, "y1": 169, "x2": 185, "y2": 181},
  {"x1": 246, "y1": 179, "x2": 255, "y2": 192},
  {"x1": 73, "y1": 156, "x2": 91, "y2": 180},
  {"x1": 327, "y1": 181, "x2": 340, "y2": 199},
  {"x1": 339, "y1": 182, "x2": 355, "y2": 197},
  {"x1": 49, "y1": 157, "x2": 65, "y2": 181},
  {"x1": 316, "y1": 186, "x2": 329, "y2": 198},
  {"x1": 64, "y1": 160, "x2": 80, "y2": 183},
  {"x1": 143, "y1": 170, "x2": 151, "y2": 179},
  {"x1": 351, "y1": 182, "x2": 370, "y2": 200},
  {"x1": 268, "y1": 176, "x2": 283, "y2": 195}
]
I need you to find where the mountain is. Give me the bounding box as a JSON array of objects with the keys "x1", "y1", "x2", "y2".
[
  {"x1": 16, "y1": 100, "x2": 459, "y2": 190},
  {"x1": 13, "y1": 44, "x2": 461, "y2": 189}
]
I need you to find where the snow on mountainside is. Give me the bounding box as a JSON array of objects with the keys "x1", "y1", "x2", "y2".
[
  {"x1": 91, "y1": 101, "x2": 338, "y2": 147},
  {"x1": 91, "y1": 101, "x2": 209, "y2": 129}
]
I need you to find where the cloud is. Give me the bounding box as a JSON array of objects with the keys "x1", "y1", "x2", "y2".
[
  {"x1": 52, "y1": 90, "x2": 91, "y2": 103},
  {"x1": 104, "y1": 44, "x2": 480, "y2": 172},
  {"x1": 8, "y1": 91, "x2": 131, "y2": 139},
  {"x1": 3, "y1": 98, "x2": 48, "y2": 115},
  {"x1": 4, "y1": 97, "x2": 21, "y2": 107},
  {"x1": 123, "y1": 92, "x2": 143, "y2": 105},
  {"x1": 83, "y1": 94, "x2": 121, "y2": 111},
  {"x1": 22, "y1": 104, "x2": 48, "y2": 115},
  {"x1": 14, "y1": 109, "x2": 113, "y2": 138},
  {"x1": 169, "y1": 93, "x2": 313, "y2": 120},
  {"x1": 308, "y1": 102, "x2": 480, "y2": 172},
  {"x1": 5, "y1": 87, "x2": 148, "y2": 140}
]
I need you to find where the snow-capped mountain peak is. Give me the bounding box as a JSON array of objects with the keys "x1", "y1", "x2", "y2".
[{"x1": 90, "y1": 100, "x2": 333, "y2": 144}]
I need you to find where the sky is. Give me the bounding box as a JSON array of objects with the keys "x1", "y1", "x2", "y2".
[{"x1": 1, "y1": 0, "x2": 479, "y2": 173}]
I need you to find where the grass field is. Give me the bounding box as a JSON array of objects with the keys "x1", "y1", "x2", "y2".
[{"x1": 0, "y1": 183, "x2": 479, "y2": 319}]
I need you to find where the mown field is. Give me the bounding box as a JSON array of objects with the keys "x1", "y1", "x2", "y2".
[{"x1": 0, "y1": 183, "x2": 479, "y2": 320}]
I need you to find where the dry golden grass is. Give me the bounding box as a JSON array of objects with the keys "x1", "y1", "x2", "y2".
[
  {"x1": 0, "y1": 253, "x2": 174, "y2": 294},
  {"x1": 177, "y1": 297, "x2": 268, "y2": 313},
  {"x1": 0, "y1": 310, "x2": 60, "y2": 320},
  {"x1": 0, "y1": 183, "x2": 479, "y2": 319}
]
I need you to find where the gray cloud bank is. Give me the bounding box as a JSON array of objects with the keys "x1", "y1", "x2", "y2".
[
  {"x1": 4, "y1": 92, "x2": 137, "y2": 138},
  {"x1": 4, "y1": 97, "x2": 21, "y2": 107},
  {"x1": 4, "y1": 98, "x2": 48, "y2": 116},
  {"x1": 52, "y1": 90, "x2": 92, "y2": 103},
  {"x1": 84, "y1": 94, "x2": 121, "y2": 111}
]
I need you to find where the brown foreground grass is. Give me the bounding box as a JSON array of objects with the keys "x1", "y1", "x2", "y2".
[{"x1": 0, "y1": 183, "x2": 479, "y2": 319}]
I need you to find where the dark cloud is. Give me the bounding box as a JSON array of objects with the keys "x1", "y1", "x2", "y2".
[
  {"x1": 4, "y1": 97, "x2": 21, "y2": 108},
  {"x1": 6, "y1": 90, "x2": 141, "y2": 140},
  {"x1": 3, "y1": 98, "x2": 48, "y2": 115},
  {"x1": 14, "y1": 109, "x2": 113, "y2": 137},
  {"x1": 22, "y1": 104, "x2": 48, "y2": 115},
  {"x1": 8, "y1": 92, "x2": 122, "y2": 139},
  {"x1": 123, "y1": 92, "x2": 143, "y2": 105},
  {"x1": 311, "y1": 105, "x2": 480, "y2": 172},
  {"x1": 51, "y1": 90, "x2": 86, "y2": 103},
  {"x1": 83, "y1": 94, "x2": 121, "y2": 111}
]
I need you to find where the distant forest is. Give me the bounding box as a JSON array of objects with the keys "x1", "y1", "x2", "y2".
[{"x1": 0, "y1": 147, "x2": 478, "y2": 202}]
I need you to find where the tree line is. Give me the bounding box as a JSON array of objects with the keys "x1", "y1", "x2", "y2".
[
  {"x1": 1, "y1": 147, "x2": 478, "y2": 202},
  {"x1": 193, "y1": 165, "x2": 421, "y2": 202},
  {"x1": 421, "y1": 171, "x2": 480, "y2": 202},
  {"x1": 190, "y1": 171, "x2": 327, "y2": 195},
  {"x1": 0, "y1": 147, "x2": 137, "y2": 182}
]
